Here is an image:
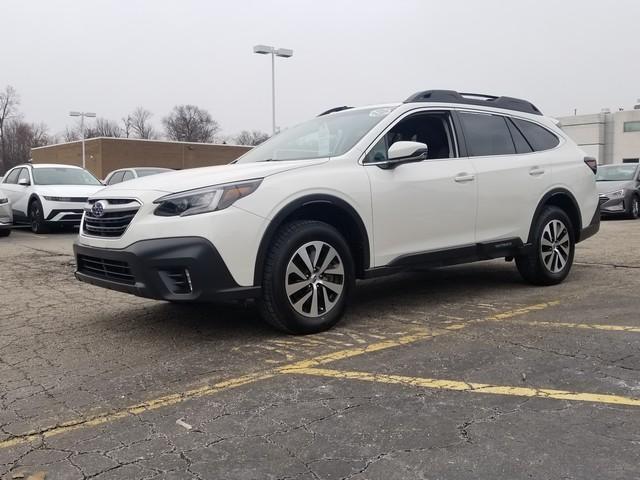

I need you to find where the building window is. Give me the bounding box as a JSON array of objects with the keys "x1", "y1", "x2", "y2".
[
  {"x1": 623, "y1": 121, "x2": 640, "y2": 132},
  {"x1": 622, "y1": 158, "x2": 639, "y2": 163}
]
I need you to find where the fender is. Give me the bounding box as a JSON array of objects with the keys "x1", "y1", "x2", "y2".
[
  {"x1": 253, "y1": 194, "x2": 371, "y2": 285},
  {"x1": 527, "y1": 188, "x2": 582, "y2": 243}
]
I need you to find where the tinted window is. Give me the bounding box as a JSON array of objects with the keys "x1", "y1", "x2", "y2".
[
  {"x1": 17, "y1": 168, "x2": 30, "y2": 184},
  {"x1": 4, "y1": 169, "x2": 20, "y2": 184},
  {"x1": 506, "y1": 118, "x2": 533, "y2": 154},
  {"x1": 623, "y1": 121, "x2": 640, "y2": 133},
  {"x1": 107, "y1": 171, "x2": 125, "y2": 185},
  {"x1": 122, "y1": 170, "x2": 135, "y2": 182},
  {"x1": 459, "y1": 112, "x2": 515, "y2": 156},
  {"x1": 511, "y1": 118, "x2": 559, "y2": 151}
]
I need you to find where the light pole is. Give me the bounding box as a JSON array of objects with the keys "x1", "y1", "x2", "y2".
[
  {"x1": 69, "y1": 111, "x2": 96, "y2": 169},
  {"x1": 253, "y1": 45, "x2": 293, "y2": 135}
]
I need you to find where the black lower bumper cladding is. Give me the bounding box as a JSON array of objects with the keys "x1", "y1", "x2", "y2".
[{"x1": 74, "y1": 237, "x2": 260, "y2": 302}]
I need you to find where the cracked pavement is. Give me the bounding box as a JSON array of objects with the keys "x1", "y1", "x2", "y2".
[{"x1": 1, "y1": 220, "x2": 639, "y2": 479}]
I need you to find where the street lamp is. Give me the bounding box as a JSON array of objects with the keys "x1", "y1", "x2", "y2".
[
  {"x1": 253, "y1": 45, "x2": 293, "y2": 134},
  {"x1": 69, "y1": 111, "x2": 96, "y2": 169}
]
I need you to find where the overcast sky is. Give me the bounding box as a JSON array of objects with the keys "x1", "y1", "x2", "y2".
[{"x1": 3, "y1": 0, "x2": 640, "y2": 139}]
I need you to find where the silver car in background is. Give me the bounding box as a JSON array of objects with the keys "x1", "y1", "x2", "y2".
[
  {"x1": 596, "y1": 164, "x2": 640, "y2": 219},
  {"x1": 0, "y1": 190, "x2": 12, "y2": 237}
]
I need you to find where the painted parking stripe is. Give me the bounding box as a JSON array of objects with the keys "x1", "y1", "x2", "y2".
[
  {"x1": 0, "y1": 301, "x2": 561, "y2": 451},
  {"x1": 289, "y1": 368, "x2": 640, "y2": 407},
  {"x1": 511, "y1": 320, "x2": 640, "y2": 333}
]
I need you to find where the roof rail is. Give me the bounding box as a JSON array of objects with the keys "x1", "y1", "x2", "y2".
[
  {"x1": 318, "y1": 106, "x2": 353, "y2": 116},
  {"x1": 404, "y1": 90, "x2": 542, "y2": 116}
]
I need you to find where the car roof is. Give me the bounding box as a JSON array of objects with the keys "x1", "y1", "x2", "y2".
[{"x1": 17, "y1": 163, "x2": 84, "y2": 169}]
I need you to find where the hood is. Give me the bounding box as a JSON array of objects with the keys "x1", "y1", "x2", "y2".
[
  {"x1": 98, "y1": 160, "x2": 326, "y2": 196},
  {"x1": 596, "y1": 180, "x2": 634, "y2": 195},
  {"x1": 35, "y1": 184, "x2": 105, "y2": 197}
]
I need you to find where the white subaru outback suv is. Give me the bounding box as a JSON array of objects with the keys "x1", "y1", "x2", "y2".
[{"x1": 74, "y1": 90, "x2": 599, "y2": 334}]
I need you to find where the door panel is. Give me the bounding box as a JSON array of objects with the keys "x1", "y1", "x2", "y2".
[
  {"x1": 458, "y1": 111, "x2": 555, "y2": 242},
  {"x1": 366, "y1": 157, "x2": 477, "y2": 266}
]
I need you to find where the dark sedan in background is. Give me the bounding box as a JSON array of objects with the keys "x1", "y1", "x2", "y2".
[{"x1": 596, "y1": 164, "x2": 640, "y2": 219}]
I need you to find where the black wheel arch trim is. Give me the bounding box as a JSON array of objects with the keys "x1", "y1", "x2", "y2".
[
  {"x1": 253, "y1": 194, "x2": 371, "y2": 285},
  {"x1": 528, "y1": 188, "x2": 583, "y2": 243}
]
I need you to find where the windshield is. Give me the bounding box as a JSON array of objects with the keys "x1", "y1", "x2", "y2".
[
  {"x1": 595, "y1": 164, "x2": 638, "y2": 181},
  {"x1": 235, "y1": 107, "x2": 396, "y2": 163},
  {"x1": 135, "y1": 168, "x2": 171, "y2": 177},
  {"x1": 33, "y1": 168, "x2": 102, "y2": 186}
]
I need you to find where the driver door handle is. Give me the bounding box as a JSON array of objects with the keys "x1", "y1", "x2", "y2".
[
  {"x1": 529, "y1": 167, "x2": 545, "y2": 176},
  {"x1": 454, "y1": 173, "x2": 475, "y2": 183}
]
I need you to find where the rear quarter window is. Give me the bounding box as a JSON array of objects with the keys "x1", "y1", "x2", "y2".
[{"x1": 511, "y1": 118, "x2": 559, "y2": 151}]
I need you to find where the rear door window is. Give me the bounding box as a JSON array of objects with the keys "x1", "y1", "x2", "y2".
[
  {"x1": 511, "y1": 118, "x2": 559, "y2": 151},
  {"x1": 17, "y1": 168, "x2": 30, "y2": 184},
  {"x1": 108, "y1": 171, "x2": 125, "y2": 185},
  {"x1": 459, "y1": 112, "x2": 515, "y2": 157}
]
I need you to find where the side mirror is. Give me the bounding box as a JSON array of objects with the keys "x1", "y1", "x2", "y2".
[
  {"x1": 17, "y1": 178, "x2": 30, "y2": 186},
  {"x1": 379, "y1": 141, "x2": 428, "y2": 169}
]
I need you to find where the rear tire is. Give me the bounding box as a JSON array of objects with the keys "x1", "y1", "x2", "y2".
[
  {"x1": 516, "y1": 206, "x2": 575, "y2": 286},
  {"x1": 259, "y1": 220, "x2": 354, "y2": 334},
  {"x1": 29, "y1": 199, "x2": 49, "y2": 234},
  {"x1": 628, "y1": 195, "x2": 639, "y2": 219}
]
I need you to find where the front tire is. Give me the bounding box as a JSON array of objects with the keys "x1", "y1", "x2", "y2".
[
  {"x1": 259, "y1": 220, "x2": 355, "y2": 334},
  {"x1": 0, "y1": 229, "x2": 10, "y2": 237},
  {"x1": 29, "y1": 199, "x2": 49, "y2": 234},
  {"x1": 628, "y1": 195, "x2": 639, "y2": 219},
  {"x1": 516, "y1": 206, "x2": 575, "y2": 286}
]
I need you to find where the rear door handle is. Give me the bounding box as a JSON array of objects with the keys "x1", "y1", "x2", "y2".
[
  {"x1": 529, "y1": 167, "x2": 545, "y2": 176},
  {"x1": 454, "y1": 173, "x2": 475, "y2": 183}
]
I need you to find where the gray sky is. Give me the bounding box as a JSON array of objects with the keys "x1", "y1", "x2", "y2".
[{"x1": 3, "y1": 0, "x2": 640, "y2": 139}]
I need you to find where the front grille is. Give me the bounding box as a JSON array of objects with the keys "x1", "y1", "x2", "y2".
[
  {"x1": 77, "y1": 255, "x2": 135, "y2": 285},
  {"x1": 83, "y1": 199, "x2": 140, "y2": 238}
]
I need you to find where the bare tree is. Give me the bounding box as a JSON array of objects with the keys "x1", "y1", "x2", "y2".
[
  {"x1": 2, "y1": 120, "x2": 53, "y2": 169},
  {"x1": 85, "y1": 118, "x2": 122, "y2": 138},
  {"x1": 163, "y1": 105, "x2": 220, "y2": 143},
  {"x1": 235, "y1": 130, "x2": 269, "y2": 146},
  {"x1": 130, "y1": 107, "x2": 156, "y2": 139},
  {"x1": 121, "y1": 115, "x2": 133, "y2": 138},
  {"x1": 0, "y1": 85, "x2": 20, "y2": 173},
  {"x1": 62, "y1": 127, "x2": 80, "y2": 142}
]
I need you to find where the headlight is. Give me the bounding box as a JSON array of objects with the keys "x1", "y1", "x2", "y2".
[
  {"x1": 153, "y1": 179, "x2": 263, "y2": 217},
  {"x1": 606, "y1": 189, "x2": 624, "y2": 199},
  {"x1": 44, "y1": 196, "x2": 73, "y2": 202},
  {"x1": 0, "y1": 198, "x2": 7, "y2": 205}
]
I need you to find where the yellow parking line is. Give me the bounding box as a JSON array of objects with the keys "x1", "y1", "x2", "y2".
[
  {"x1": 0, "y1": 372, "x2": 275, "y2": 450},
  {"x1": 484, "y1": 301, "x2": 560, "y2": 321},
  {"x1": 0, "y1": 300, "x2": 562, "y2": 451},
  {"x1": 290, "y1": 368, "x2": 640, "y2": 407},
  {"x1": 515, "y1": 320, "x2": 640, "y2": 333}
]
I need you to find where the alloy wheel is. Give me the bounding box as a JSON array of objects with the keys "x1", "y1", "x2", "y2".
[
  {"x1": 285, "y1": 241, "x2": 345, "y2": 318},
  {"x1": 633, "y1": 198, "x2": 639, "y2": 218},
  {"x1": 540, "y1": 219, "x2": 570, "y2": 273}
]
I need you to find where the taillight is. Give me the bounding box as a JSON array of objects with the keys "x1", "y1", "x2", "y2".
[{"x1": 584, "y1": 156, "x2": 597, "y2": 174}]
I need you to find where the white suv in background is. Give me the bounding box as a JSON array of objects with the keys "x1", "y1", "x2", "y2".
[
  {"x1": 74, "y1": 90, "x2": 600, "y2": 334},
  {"x1": 1, "y1": 164, "x2": 104, "y2": 233}
]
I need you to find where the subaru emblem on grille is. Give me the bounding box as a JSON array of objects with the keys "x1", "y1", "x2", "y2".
[{"x1": 92, "y1": 200, "x2": 107, "y2": 217}]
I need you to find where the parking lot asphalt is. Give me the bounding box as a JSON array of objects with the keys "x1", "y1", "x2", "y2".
[{"x1": 0, "y1": 221, "x2": 639, "y2": 480}]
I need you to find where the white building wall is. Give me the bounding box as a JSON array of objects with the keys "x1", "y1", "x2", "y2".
[{"x1": 558, "y1": 108, "x2": 640, "y2": 164}]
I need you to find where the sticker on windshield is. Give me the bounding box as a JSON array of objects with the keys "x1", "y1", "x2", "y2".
[{"x1": 369, "y1": 107, "x2": 393, "y2": 117}]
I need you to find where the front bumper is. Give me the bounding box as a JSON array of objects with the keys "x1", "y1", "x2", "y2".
[
  {"x1": 598, "y1": 195, "x2": 628, "y2": 216},
  {"x1": 74, "y1": 237, "x2": 261, "y2": 302}
]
